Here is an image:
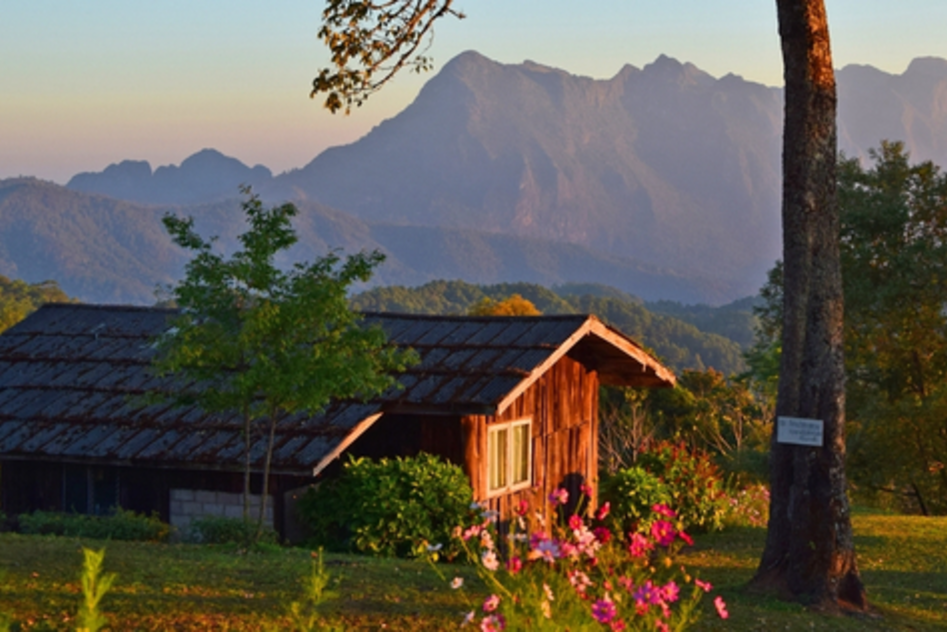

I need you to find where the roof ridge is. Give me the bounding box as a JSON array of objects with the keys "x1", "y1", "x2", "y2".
[{"x1": 38, "y1": 303, "x2": 178, "y2": 314}]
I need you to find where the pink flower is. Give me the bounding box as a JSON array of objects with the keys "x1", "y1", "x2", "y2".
[
  {"x1": 650, "y1": 519, "x2": 676, "y2": 547},
  {"x1": 628, "y1": 532, "x2": 653, "y2": 558},
  {"x1": 610, "y1": 618, "x2": 627, "y2": 631},
  {"x1": 661, "y1": 581, "x2": 680, "y2": 603},
  {"x1": 714, "y1": 595, "x2": 729, "y2": 619},
  {"x1": 506, "y1": 556, "x2": 522, "y2": 574},
  {"x1": 695, "y1": 579, "x2": 713, "y2": 592},
  {"x1": 655, "y1": 621, "x2": 669, "y2": 632},
  {"x1": 679, "y1": 530, "x2": 694, "y2": 546},
  {"x1": 568, "y1": 569, "x2": 592, "y2": 594},
  {"x1": 481, "y1": 614, "x2": 506, "y2": 632},
  {"x1": 461, "y1": 611, "x2": 475, "y2": 627},
  {"x1": 595, "y1": 501, "x2": 611, "y2": 521},
  {"x1": 483, "y1": 594, "x2": 500, "y2": 613},
  {"x1": 531, "y1": 537, "x2": 561, "y2": 563},
  {"x1": 462, "y1": 525, "x2": 482, "y2": 541},
  {"x1": 652, "y1": 503, "x2": 676, "y2": 518},
  {"x1": 514, "y1": 500, "x2": 529, "y2": 516},
  {"x1": 569, "y1": 514, "x2": 584, "y2": 530},
  {"x1": 591, "y1": 598, "x2": 617, "y2": 623},
  {"x1": 549, "y1": 488, "x2": 569, "y2": 506},
  {"x1": 581, "y1": 482, "x2": 594, "y2": 497}
]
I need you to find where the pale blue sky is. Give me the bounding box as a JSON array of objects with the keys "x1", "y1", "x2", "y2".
[{"x1": 3, "y1": 1, "x2": 946, "y2": 183}]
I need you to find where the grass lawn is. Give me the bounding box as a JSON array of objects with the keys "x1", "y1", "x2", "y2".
[{"x1": 0, "y1": 510, "x2": 944, "y2": 631}]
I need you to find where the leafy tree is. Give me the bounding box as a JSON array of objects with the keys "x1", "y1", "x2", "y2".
[
  {"x1": 153, "y1": 189, "x2": 415, "y2": 541},
  {"x1": 311, "y1": 0, "x2": 861, "y2": 608},
  {"x1": 753, "y1": 143, "x2": 947, "y2": 515},
  {"x1": 467, "y1": 293, "x2": 541, "y2": 316},
  {"x1": 0, "y1": 276, "x2": 73, "y2": 333},
  {"x1": 840, "y1": 143, "x2": 947, "y2": 514}
]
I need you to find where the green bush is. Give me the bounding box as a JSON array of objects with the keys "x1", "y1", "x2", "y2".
[
  {"x1": 17, "y1": 508, "x2": 169, "y2": 542},
  {"x1": 600, "y1": 466, "x2": 672, "y2": 534},
  {"x1": 187, "y1": 515, "x2": 278, "y2": 546},
  {"x1": 298, "y1": 453, "x2": 478, "y2": 559},
  {"x1": 636, "y1": 440, "x2": 728, "y2": 533}
]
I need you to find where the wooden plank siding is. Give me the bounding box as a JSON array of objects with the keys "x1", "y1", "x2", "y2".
[{"x1": 461, "y1": 354, "x2": 599, "y2": 526}]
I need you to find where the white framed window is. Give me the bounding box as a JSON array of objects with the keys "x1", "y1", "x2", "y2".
[{"x1": 487, "y1": 417, "x2": 532, "y2": 496}]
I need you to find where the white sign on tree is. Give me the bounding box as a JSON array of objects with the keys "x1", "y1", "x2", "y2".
[{"x1": 777, "y1": 416, "x2": 824, "y2": 447}]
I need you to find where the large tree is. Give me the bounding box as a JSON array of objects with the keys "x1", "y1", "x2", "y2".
[
  {"x1": 310, "y1": 0, "x2": 865, "y2": 609},
  {"x1": 752, "y1": 0, "x2": 864, "y2": 609}
]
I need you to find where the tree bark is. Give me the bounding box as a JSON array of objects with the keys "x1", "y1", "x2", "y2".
[{"x1": 752, "y1": 0, "x2": 866, "y2": 610}]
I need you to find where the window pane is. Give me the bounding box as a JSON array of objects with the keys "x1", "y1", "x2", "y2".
[
  {"x1": 512, "y1": 423, "x2": 530, "y2": 485},
  {"x1": 489, "y1": 428, "x2": 508, "y2": 491}
]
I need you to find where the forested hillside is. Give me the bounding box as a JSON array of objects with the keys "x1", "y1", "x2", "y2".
[
  {"x1": 351, "y1": 281, "x2": 753, "y2": 375},
  {"x1": 0, "y1": 276, "x2": 74, "y2": 333}
]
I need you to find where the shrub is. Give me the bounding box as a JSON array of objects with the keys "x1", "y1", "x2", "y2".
[
  {"x1": 298, "y1": 453, "x2": 478, "y2": 558},
  {"x1": 187, "y1": 515, "x2": 278, "y2": 546},
  {"x1": 599, "y1": 466, "x2": 672, "y2": 534},
  {"x1": 636, "y1": 440, "x2": 728, "y2": 533},
  {"x1": 18, "y1": 509, "x2": 169, "y2": 542}
]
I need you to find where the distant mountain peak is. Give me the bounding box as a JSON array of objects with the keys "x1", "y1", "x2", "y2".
[{"x1": 906, "y1": 56, "x2": 947, "y2": 78}]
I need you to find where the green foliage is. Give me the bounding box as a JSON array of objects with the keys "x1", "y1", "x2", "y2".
[
  {"x1": 599, "y1": 467, "x2": 672, "y2": 534},
  {"x1": 187, "y1": 516, "x2": 278, "y2": 546},
  {"x1": 629, "y1": 441, "x2": 728, "y2": 534},
  {"x1": 153, "y1": 188, "x2": 416, "y2": 539},
  {"x1": 286, "y1": 550, "x2": 341, "y2": 632},
  {"x1": 77, "y1": 548, "x2": 115, "y2": 632},
  {"x1": 17, "y1": 509, "x2": 169, "y2": 542},
  {"x1": 298, "y1": 453, "x2": 477, "y2": 559},
  {"x1": 0, "y1": 275, "x2": 73, "y2": 333}
]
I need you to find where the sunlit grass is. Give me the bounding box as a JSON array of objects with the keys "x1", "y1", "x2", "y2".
[{"x1": 0, "y1": 509, "x2": 944, "y2": 630}]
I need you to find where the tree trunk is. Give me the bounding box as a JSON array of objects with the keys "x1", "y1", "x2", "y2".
[
  {"x1": 752, "y1": 0, "x2": 866, "y2": 610},
  {"x1": 256, "y1": 410, "x2": 281, "y2": 543}
]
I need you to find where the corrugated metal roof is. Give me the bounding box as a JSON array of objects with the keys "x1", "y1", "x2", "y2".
[{"x1": 0, "y1": 304, "x2": 673, "y2": 476}]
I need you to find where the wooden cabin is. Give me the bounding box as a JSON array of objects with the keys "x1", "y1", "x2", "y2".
[{"x1": 0, "y1": 304, "x2": 674, "y2": 539}]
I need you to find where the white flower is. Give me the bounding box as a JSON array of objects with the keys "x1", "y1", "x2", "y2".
[
  {"x1": 482, "y1": 549, "x2": 500, "y2": 571},
  {"x1": 426, "y1": 542, "x2": 443, "y2": 552},
  {"x1": 451, "y1": 576, "x2": 465, "y2": 589},
  {"x1": 461, "y1": 611, "x2": 475, "y2": 627}
]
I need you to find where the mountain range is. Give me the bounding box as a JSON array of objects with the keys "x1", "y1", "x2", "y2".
[{"x1": 15, "y1": 51, "x2": 947, "y2": 305}]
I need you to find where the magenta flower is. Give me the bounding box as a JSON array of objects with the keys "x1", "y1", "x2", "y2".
[
  {"x1": 591, "y1": 598, "x2": 617, "y2": 623},
  {"x1": 650, "y1": 519, "x2": 676, "y2": 547},
  {"x1": 482, "y1": 594, "x2": 500, "y2": 613},
  {"x1": 595, "y1": 501, "x2": 611, "y2": 520},
  {"x1": 661, "y1": 581, "x2": 680, "y2": 603},
  {"x1": 581, "y1": 482, "x2": 594, "y2": 497},
  {"x1": 593, "y1": 526, "x2": 612, "y2": 544},
  {"x1": 679, "y1": 530, "x2": 694, "y2": 546},
  {"x1": 633, "y1": 580, "x2": 660, "y2": 607},
  {"x1": 480, "y1": 614, "x2": 506, "y2": 632},
  {"x1": 609, "y1": 618, "x2": 627, "y2": 632},
  {"x1": 695, "y1": 578, "x2": 713, "y2": 592},
  {"x1": 506, "y1": 556, "x2": 522, "y2": 574},
  {"x1": 627, "y1": 532, "x2": 654, "y2": 558},
  {"x1": 714, "y1": 596, "x2": 729, "y2": 619},
  {"x1": 549, "y1": 487, "x2": 569, "y2": 506},
  {"x1": 514, "y1": 499, "x2": 529, "y2": 516}
]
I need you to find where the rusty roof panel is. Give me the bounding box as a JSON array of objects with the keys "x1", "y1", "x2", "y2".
[{"x1": 0, "y1": 304, "x2": 671, "y2": 476}]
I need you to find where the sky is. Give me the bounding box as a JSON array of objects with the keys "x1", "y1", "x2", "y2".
[{"x1": 3, "y1": 0, "x2": 947, "y2": 184}]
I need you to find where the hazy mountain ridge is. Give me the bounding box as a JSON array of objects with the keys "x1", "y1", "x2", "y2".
[{"x1": 0, "y1": 178, "x2": 730, "y2": 305}]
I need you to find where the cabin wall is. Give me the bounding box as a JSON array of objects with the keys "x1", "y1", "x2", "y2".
[
  {"x1": 461, "y1": 354, "x2": 599, "y2": 525},
  {"x1": 0, "y1": 459, "x2": 306, "y2": 539}
]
